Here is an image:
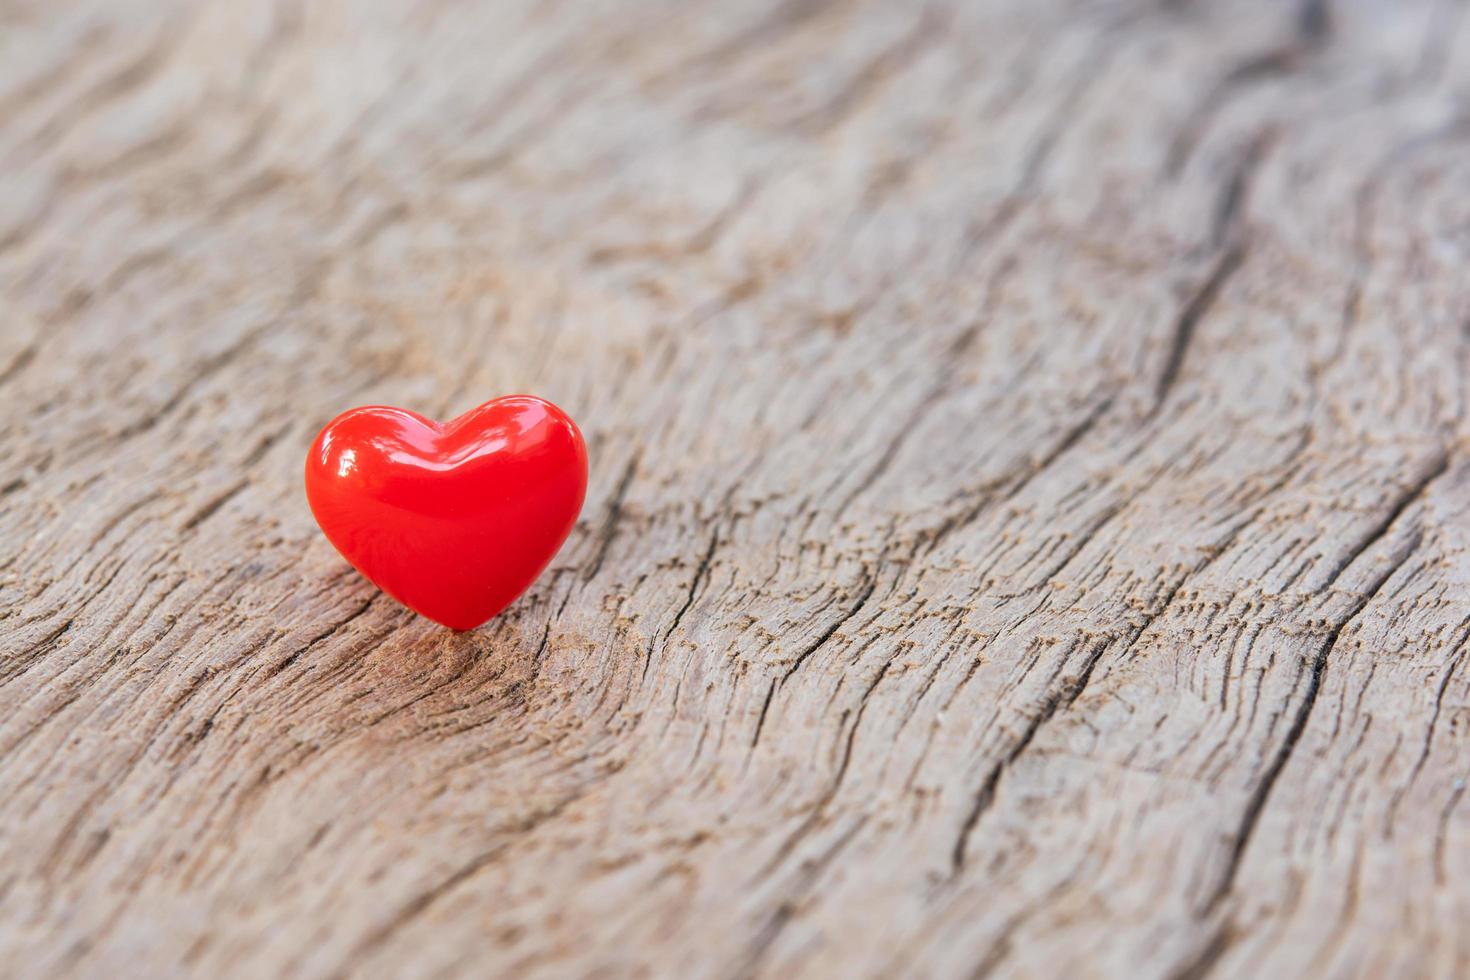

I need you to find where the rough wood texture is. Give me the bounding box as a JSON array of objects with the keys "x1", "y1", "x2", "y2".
[{"x1": 3, "y1": 0, "x2": 1470, "y2": 976}]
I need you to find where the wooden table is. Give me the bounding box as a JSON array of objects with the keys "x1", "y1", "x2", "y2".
[{"x1": 4, "y1": 1, "x2": 1468, "y2": 976}]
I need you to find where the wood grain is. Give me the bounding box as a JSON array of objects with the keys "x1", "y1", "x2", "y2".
[{"x1": 3, "y1": 0, "x2": 1470, "y2": 976}]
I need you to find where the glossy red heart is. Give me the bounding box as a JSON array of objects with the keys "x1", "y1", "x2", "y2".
[{"x1": 305, "y1": 395, "x2": 588, "y2": 631}]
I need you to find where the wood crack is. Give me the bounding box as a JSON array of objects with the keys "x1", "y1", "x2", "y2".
[
  {"x1": 949, "y1": 638, "x2": 1109, "y2": 877},
  {"x1": 179, "y1": 480, "x2": 249, "y2": 534},
  {"x1": 1200, "y1": 453, "x2": 1448, "y2": 914},
  {"x1": 269, "y1": 596, "x2": 378, "y2": 679},
  {"x1": 348, "y1": 786, "x2": 595, "y2": 964},
  {"x1": 1153, "y1": 241, "x2": 1246, "y2": 410},
  {"x1": 584, "y1": 451, "x2": 640, "y2": 582},
  {"x1": 777, "y1": 576, "x2": 878, "y2": 687},
  {"x1": 642, "y1": 527, "x2": 722, "y2": 689}
]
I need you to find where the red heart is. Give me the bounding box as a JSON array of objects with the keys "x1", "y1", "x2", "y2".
[{"x1": 304, "y1": 395, "x2": 588, "y2": 631}]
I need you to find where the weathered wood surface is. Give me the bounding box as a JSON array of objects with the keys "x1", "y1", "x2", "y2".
[{"x1": 3, "y1": 0, "x2": 1470, "y2": 976}]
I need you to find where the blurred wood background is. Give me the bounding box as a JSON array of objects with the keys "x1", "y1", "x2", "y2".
[{"x1": 4, "y1": 0, "x2": 1470, "y2": 976}]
